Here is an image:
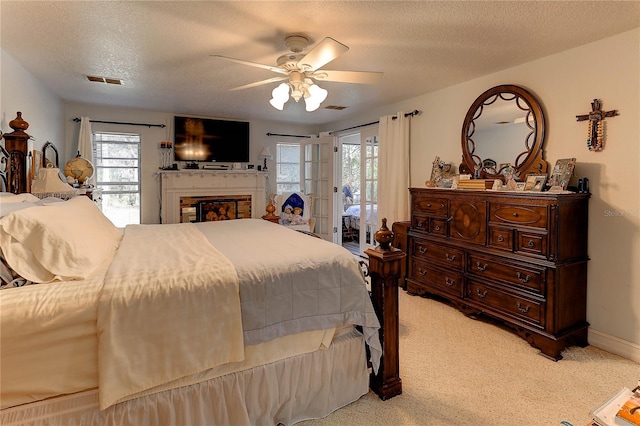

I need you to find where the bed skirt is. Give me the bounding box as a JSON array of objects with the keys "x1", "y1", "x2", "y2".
[{"x1": 1, "y1": 328, "x2": 369, "y2": 426}]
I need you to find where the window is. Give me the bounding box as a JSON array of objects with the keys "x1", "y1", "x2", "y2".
[
  {"x1": 93, "y1": 132, "x2": 141, "y2": 227},
  {"x1": 276, "y1": 143, "x2": 301, "y2": 193}
]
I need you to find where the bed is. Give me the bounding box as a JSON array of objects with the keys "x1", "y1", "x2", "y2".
[
  {"x1": 0, "y1": 193, "x2": 384, "y2": 425},
  {"x1": 344, "y1": 204, "x2": 378, "y2": 238}
]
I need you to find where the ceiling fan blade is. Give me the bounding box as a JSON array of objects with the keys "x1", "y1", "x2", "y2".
[
  {"x1": 297, "y1": 37, "x2": 349, "y2": 71},
  {"x1": 311, "y1": 70, "x2": 383, "y2": 85},
  {"x1": 229, "y1": 76, "x2": 289, "y2": 91},
  {"x1": 210, "y1": 55, "x2": 288, "y2": 75}
]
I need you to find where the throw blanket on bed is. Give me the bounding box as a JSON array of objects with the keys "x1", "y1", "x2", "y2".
[
  {"x1": 96, "y1": 224, "x2": 244, "y2": 410},
  {"x1": 195, "y1": 219, "x2": 382, "y2": 373}
]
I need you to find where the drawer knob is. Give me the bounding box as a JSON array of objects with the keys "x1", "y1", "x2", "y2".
[
  {"x1": 445, "y1": 253, "x2": 456, "y2": 262},
  {"x1": 497, "y1": 235, "x2": 504, "y2": 242},
  {"x1": 426, "y1": 203, "x2": 431, "y2": 207},
  {"x1": 476, "y1": 288, "x2": 487, "y2": 298},
  {"x1": 516, "y1": 302, "x2": 531, "y2": 313},
  {"x1": 475, "y1": 262, "x2": 488, "y2": 271},
  {"x1": 418, "y1": 268, "x2": 427, "y2": 276},
  {"x1": 434, "y1": 225, "x2": 441, "y2": 231},
  {"x1": 513, "y1": 213, "x2": 519, "y2": 217},
  {"x1": 516, "y1": 272, "x2": 532, "y2": 283},
  {"x1": 417, "y1": 221, "x2": 425, "y2": 228},
  {"x1": 528, "y1": 240, "x2": 535, "y2": 247},
  {"x1": 419, "y1": 246, "x2": 427, "y2": 254},
  {"x1": 445, "y1": 277, "x2": 455, "y2": 286}
]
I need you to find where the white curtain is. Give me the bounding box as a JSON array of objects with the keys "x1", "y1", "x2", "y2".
[
  {"x1": 377, "y1": 112, "x2": 411, "y2": 228},
  {"x1": 77, "y1": 117, "x2": 94, "y2": 183}
]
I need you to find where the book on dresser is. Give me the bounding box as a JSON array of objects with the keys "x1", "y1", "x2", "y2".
[{"x1": 405, "y1": 187, "x2": 590, "y2": 360}]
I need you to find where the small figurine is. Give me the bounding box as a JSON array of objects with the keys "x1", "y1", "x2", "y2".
[{"x1": 290, "y1": 207, "x2": 306, "y2": 225}]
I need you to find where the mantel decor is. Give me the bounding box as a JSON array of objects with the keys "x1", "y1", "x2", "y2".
[{"x1": 576, "y1": 99, "x2": 618, "y2": 152}]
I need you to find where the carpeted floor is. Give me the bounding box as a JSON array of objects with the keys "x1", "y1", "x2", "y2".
[{"x1": 300, "y1": 290, "x2": 640, "y2": 426}]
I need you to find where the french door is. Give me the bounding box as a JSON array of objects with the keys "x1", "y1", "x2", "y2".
[
  {"x1": 301, "y1": 136, "x2": 334, "y2": 241},
  {"x1": 335, "y1": 127, "x2": 379, "y2": 255}
]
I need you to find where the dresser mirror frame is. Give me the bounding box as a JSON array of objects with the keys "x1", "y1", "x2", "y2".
[
  {"x1": 460, "y1": 84, "x2": 547, "y2": 180},
  {"x1": 42, "y1": 141, "x2": 59, "y2": 168}
]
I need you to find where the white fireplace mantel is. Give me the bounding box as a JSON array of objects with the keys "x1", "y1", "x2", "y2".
[{"x1": 160, "y1": 170, "x2": 268, "y2": 223}]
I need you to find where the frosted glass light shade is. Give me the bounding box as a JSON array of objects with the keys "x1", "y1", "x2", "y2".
[{"x1": 269, "y1": 83, "x2": 290, "y2": 110}]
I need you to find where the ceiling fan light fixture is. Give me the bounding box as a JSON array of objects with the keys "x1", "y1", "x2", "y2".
[
  {"x1": 306, "y1": 83, "x2": 328, "y2": 103},
  {"x1": 269, "y1": 83, "x2": 290, "y2": 110},
  {"x1": 304, "y1": 83, "x2": 328, "y2": 112}
]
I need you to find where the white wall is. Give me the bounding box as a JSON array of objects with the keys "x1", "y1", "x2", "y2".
[
  {"x1": 63, "y1": 102, "x2": 317, "y2": 224},
  {"x1": 1, "y1": 49, "x2": 65, "y2": 153},
  {"x1": 325, "y1": 28, "x2": 640, "y2": 360}
]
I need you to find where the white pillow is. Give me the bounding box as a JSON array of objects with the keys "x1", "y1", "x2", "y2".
[
  {"x1": 0, "y1": 196, "x2": 122, "y2": 282},
  {"x1": 0, "y1": 193, "x2": 40, "y2": 203}
]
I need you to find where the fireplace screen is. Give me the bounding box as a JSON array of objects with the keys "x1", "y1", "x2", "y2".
[
  {"x1": 180, "y1": 195, "x2": 252, "y2": 223},
  {"x1": 197, "y1": 200, "x2": 237, "y2": 222}
]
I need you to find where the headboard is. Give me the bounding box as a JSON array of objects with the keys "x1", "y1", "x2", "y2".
[{"x1": 0, "y1": 145, "x2": 9, "y2": 192}]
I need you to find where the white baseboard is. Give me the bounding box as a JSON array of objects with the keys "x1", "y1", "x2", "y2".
[{"x1": 589, "y1": 328, "x2": 640, "y2": 363}]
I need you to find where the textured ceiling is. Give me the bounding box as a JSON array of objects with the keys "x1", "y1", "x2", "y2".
[{"x1": 1, "y1": 1, "x2": 639, "y2": 126}]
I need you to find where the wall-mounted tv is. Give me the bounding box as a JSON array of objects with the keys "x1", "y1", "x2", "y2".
[{"x1": 173, "y1": 116, "x2": 250, "y2": 163}]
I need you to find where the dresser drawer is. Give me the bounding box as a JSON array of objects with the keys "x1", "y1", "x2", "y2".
[
  {"x1": 489, "y1": 203, "x2": 548, "y2": 229},
  {"x1": 412, "y1": 195, "x2": 448, "y2": 217},
  {"x1": 412, "y1": 215, "x2": 448, "y2": 236},
  {"x1": 488, "y1": 226, "x2": 513, "y2": 251},
  {"x1": 430, "y1": 218, "x2": 448, "y2": 236},
  {"x1": 467, "y1": 253, "x2": 545, "y2": 294},
  {"x1": 410, "y1": 238, "x2": 464, "y2": 270},
  {"x1": 516, "y1": 231, "x2": 547, "y2": 257},
  {"x1": 409, "y1": 259, "x2": 463, "y2": 298},
  {"x1": 467, "y1": 280, "x2": 545, "y2": 328}
]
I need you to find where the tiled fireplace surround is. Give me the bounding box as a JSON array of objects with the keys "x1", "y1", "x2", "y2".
[{"x1": 159, "y1": 170, "x2": 268, "y2": 224}]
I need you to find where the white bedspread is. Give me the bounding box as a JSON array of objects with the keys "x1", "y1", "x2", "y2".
[
  {"x1": 195, "y1": 219, "x2": 381, "y2": 371},
  {"x1": 97, "y1": 223, "x2": 244, "y2": 410}
]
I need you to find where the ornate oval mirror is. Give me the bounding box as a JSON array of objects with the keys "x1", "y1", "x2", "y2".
[{"x1": 460, "y1": 84, "x2": 547, "y2": 180}]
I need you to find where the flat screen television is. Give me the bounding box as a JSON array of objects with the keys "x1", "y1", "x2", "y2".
[{"x1": 173, "y1": 116, "x2": 250, "y2": 163}]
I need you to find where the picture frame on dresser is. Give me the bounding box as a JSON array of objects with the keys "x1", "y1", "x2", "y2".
[
  {"x1": 548, "y1": 158, "x2": 576, "y2": 190},
  {"x1": 532, "y1": 176, "x2": 547, "y2": 191},
  {"x1": 525, "y1": 174, "x2": 546, "y2": 191}
]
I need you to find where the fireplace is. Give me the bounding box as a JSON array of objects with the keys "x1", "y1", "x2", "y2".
[{"x1": 160, "y1": 170, "x2": 267, "y2": 224}]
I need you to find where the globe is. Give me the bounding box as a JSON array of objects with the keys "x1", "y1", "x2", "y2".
[{"x1": 64, "y1": 156, "x2": 94, "y2": 184}]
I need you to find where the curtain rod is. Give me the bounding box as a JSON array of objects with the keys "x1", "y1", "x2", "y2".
[
  {"x1": 266, "y1": 132, "x2": 311, "y2": 138},
  {"x1": 330, "y1": 109, "x2": 421, "y2": 134},
  {"x1": 72, "y1": 117, "x2": 166, "y2": 128}
]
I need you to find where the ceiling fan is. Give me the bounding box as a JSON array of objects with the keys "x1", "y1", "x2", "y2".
[{"x1": 211, "y1": 35, "x2": 383, "y2": 111}]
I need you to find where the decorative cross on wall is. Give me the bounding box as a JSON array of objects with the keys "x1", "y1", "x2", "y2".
[{"x1": 576, "y1": 99, "x2": 618, "y2": 152}]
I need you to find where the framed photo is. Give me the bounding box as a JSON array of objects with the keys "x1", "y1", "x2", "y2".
[
  {"x1": 532, "y1": 176, "x2": 547, "y2": 192},
  {"x1": 548, "y1": 158, "x2": 576, "y2": 190},
  {"x1": 515, "y1": 182, "x2": 526, "y2": 191},
  {"x1": 525, "y1": 174, "x2": 547, "y2": 191},
  {"x1": 524, "y1": 175, "x2": 537, "y2": 191}
]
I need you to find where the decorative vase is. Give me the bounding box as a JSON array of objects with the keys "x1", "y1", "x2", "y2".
[{"x1": 374, "y1": 218, "x2": 393, "y2": 251}]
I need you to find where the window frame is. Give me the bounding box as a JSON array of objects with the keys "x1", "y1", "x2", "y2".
[
  {"x1": 275, "y1": 142, "x2": 301, "y2": 194},
  {"x1": 92, "y1": 131, "x2": 142, "y2": 226}
]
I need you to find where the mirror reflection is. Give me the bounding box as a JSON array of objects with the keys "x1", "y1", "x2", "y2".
[
  {"x1": 461, "y1": 85, "x2": 546, "y2": 180},
  {"x1": 469, "y1": 97, "x2": 533, "y2": 171}
]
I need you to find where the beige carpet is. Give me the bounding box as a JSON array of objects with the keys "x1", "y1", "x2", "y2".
[{"x1": 300, "y1": 290, "x2": 640, "y2": 426}]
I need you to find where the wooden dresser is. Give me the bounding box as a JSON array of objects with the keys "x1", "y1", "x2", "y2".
[{"x1": 406, "y1": 188, "x2": 589, "y2": 360}]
